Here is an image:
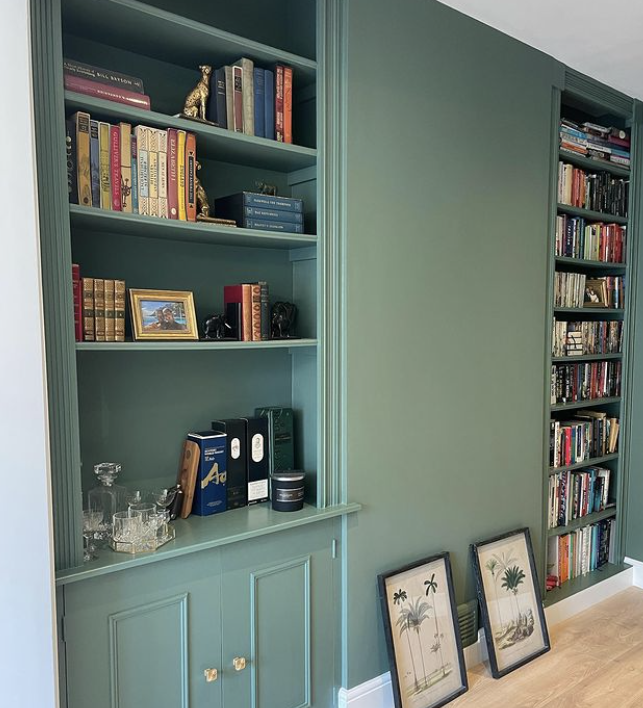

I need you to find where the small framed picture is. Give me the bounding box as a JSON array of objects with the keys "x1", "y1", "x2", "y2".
[
  {"x1": 129, "y1": 289, "x2": 199, "y2": 341},
  {"x1": 378, "y1": 553, "x2": 468, "y2": 708},
  {"x1": 583, "y1": 278, "x2": 608, "y2": 308},
  {"x1": 471, "y1": 528, "x2": 550, "y2": 679}
]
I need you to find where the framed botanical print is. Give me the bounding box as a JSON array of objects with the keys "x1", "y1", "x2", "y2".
[
  {"x1": 471, "y1": 527, "x2": 550, "y2": 678},
  {"x1": 378, "y1": 553, "x2": 468, "y2": 708}
]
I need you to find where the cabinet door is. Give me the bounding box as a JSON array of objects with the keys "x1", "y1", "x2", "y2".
[
  {"x1": 221, "y1": 520, "x2": 337, "y2": 708},
  {"x1": 63, "y1": 550, "x2": 222, "y2": 708}
]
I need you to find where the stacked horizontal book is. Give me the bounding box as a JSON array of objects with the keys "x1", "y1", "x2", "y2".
[
  {"x1": 550, "y1": 412, "x2": 619, "y2": 468},
  {"x1": 558, "y1": 162, "x2": 629, "y2": 217},
  {"x1": 63, "y1": 59, "x2": 150, "y2": 110},
  {"x1": 559, "y1": 118, "x2": 631, "y2": 168},
  {"x1": 550, "y1": 361, "x2": 621, "y2": 405},
  {"x1": 555, "y1": 214, "x2": 626, "y2": 263},
  {"x1": 551, "y1": 320, "x2": 623, "y2": 357},
  {"x1": 215, "y1": 192, "x2": 305, "y2": 233},
  {"x1": 548, "y1": 466, "x2": 612, "y2": 529}
]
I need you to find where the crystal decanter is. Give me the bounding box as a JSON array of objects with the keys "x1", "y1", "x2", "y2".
[{"x1": 87, "y1": 462, "x2": 127, "y2": 545}]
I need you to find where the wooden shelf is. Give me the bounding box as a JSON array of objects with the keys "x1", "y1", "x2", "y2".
[
  {"x1": 551, "y1": 397, "x2": 621, "y2": 412},
  {"x1": 76, "y1": 339, "x2": 318, "y2": 352},
  {"x1": 547, "y1": 508, "x2": 617, "y2": 537},
  {"x1": 557, "y1": 203, "x2": 628, "y2": 225},
  {"x1": 559, "y1": 149, "x2": 631, "y2": 178},
  {"x1": 548, "y1": 453, "x2": 619, "y2": 475},
  {"x1": 554, "y1": 308, "x2": 625, "y2": 315},
  {"x1": 69, "y1": 204, "x2": 317, "y2": 250},
  {"x1": 55, "y1": 502, "x2": 361, "y2": 586},
  {"x1": 64, "y1": 92, "x2": 317, "y2": 172},
  {"x1": 544, "y1": 562, "x2": 631, "y2": 606},
  {"x1": 62, "y1": 0, "x2": 317, "y2": 85},
  {"x1": 555, "y1": 256, "x2": 627, "y2": 272},
  {"x1": 551, "y1": 353, "x2": 622, "y2": 363}
]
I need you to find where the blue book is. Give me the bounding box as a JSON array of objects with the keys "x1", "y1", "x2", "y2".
[
  {"x1": 245, "y1": 218, "x2": 303, "y2": 233},
  {"x1": 264, "y1": 69, "x2": 275, "y2": 140},
  {"x1": 214, "y1": 67, "x2": 227, "y2": 129},
  {"x1": 253, "y1": 68, "x2": 265, "y2": 138},
  {"x1": 130, "y1": 135, "x2": 138, "y2": 214},
  {"x1": 215, "y1": 191, "x2": 303, "y2": 213},
  {"x1": 240, "y1": 205, "x2": 303, "y2": 224},
  {"x1": 89, "y1": 120, "x2": 100, "y2": 207}
]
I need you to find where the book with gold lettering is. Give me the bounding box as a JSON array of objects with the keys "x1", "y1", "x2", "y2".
[
  {"x1": 148, "y1": 128, "x2": 159, "y2": 217},
  {"x1": 98, "y1": 122, "x2": 111, "y2": 209},
  {"x1": 72, "y1": 111, "x2": 92, "y2": 207},
  {"x1": 185, "y1": 132, "x2": 196, "y2": 222},
  {"x1": 119, "y1": 123, "x2": 132, "y2": 213},
  {"x1": 177, "y1": 129, "x2": 187, "y2": 221},
  {"x1": 93, "y1": 278, "x2": 106, "y2": 342},
  {"x1": 114, "y1": 280, "x2": 126, "y2": 342},
  {"x1": 104, "y1": 279, "x2": 116, "y2": 342},
  {"x1": 135, "y1": 125, "x2": 149, "y2": 216},
  {"x1": 82, "y1": 277, "x2": 95, "y2": 341}
]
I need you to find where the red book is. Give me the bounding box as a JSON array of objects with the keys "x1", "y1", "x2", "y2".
[
  {"x1": 72, "y1": 263, "x2": 82, "y2": 342},
  {"x1": 110, "y1": 125, "x2": 121, "y2": 211},
  {"x1": 283, "y1": 66, "x2": 293, "y2": 144},
  {"x1": 223, "y1": 285, "x2": 252, "y2": 342},
  {"x1": 275, "y1": 65, "x2": 284, "y2": 142},
  {"x1": 64, "y1": 74, "x2": 151, "y2": 110},
  {"x1": 167, "y1": 128, "x2": 179, "y2": 219},
  {"x1": 185, "y1": 132, "x2": 196, "y2": 222}
]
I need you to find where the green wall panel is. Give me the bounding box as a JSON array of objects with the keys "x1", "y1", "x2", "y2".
[{"x1": 342, "y1": 0, "x2": 557, "y2": 687}]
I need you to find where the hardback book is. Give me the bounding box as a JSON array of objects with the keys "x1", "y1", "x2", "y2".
[
  {"x1": 255, "y1": 407, "x2": 294, "y2": 474},
  {"x1": 233, "y1": 205, "x2": 303, "y2": 224},
  {"x1": 253, "y1": 67, "x2": 265, "y2": 138},
  {"x1": 215, "y1": 191, "x2": 303, "y2": 213},
  {"x1": 148, "y1": 128, "x2": 159, "y2": 217},
  {"x1": 63, "y1": 74, "x2": 151, "y2": 110},
  {"x1": 187, "y1": 431, "x2": 227, "y2": 516},
  {"x1": 109, "y1": 125, "x2": 121, "y2": 211},
  {"x1": 72, "y1": 111, "x2": 91, "y2": 207},
  {"x1": 135, "y1": 125, "x2": 149, "y2": 216},
  {"x1": 81, "y1": 277, "x2": 95, "y2": 341},
  {"x1": 264, "y1": 69, "x2": 275, "y2": 141},
  {"x1": 223, "y1": 285, "x2": 252, "y2": 341},
  {"x1": 224, "y1": 65, "x2": 234, "y2": 131},
  {"x1": 104, "y1": 279, "x2": 115, "y2": 342},
  {"x1": 275, "y1": 65, "x2": 284, "y2": 142},
  {"x1": 234, "y1": 57, "x2": 254, "y2": 135},
  {"x1": 157, "y1": 129, "x2": 168, "y2": 218},
  {"x1": 177, "y1": 129, "x2": 187, "y2": 220},
  {"x1": 167, "y1": 128, "x2": 179, "y2": 219},
  {"x1": 72, "y1": 264, "x2": 82, "y2": 342},
  {"x1": 89, "y1": 120, "x2": 100, "y2": 207},
  {"x1": 63, "y1": 59, "x2": 145, "y2": 94},
  {"x1": 244, "y1": 218, "x2": 303, "y2": 233},
  {"x1": 249, "y1": 283, "x2": 262, "y2": 341},
  {"x1": 93, "y1": 278, "x2": 106, "y2": 342},
  {"x1": 185, "y1": 132, "x2": 196, "y2": 222},
  {"x1": 207, "y1": 67, "x2": 227, "y2": 128},
  {"x1": 283, "y1": 66, "x2": 293, "y2": 144},
  {"x1": 130, "y1": 136, "x2": 138, "y2": 214},
  {"x1": 211, "y1": 418, "x2": 248, "y2": 509},
  {"x1": 258, "y1": 281, "x2": 269, "y2": 340},
  {"x1": 242, "y1": 417, "x2": 270, "y2": 504},
  {"x1": 232, "y1": 65, "x2": 243, "y2": 133},
  {"x1": 98, "y1": 122, "x2": 111, "y2": 209},
  {"x1": 65, "y1": 119, "x2": 78, "y2": 204},
  {"x1": 119, "y1": 122, "x2": 132, "y2": 213},
  {"x1": 114, "y1": 280, "x2": 126, "y2": 341},
  {"x1": 225, "y1": 302, "x2": 242, "y2": 340}
]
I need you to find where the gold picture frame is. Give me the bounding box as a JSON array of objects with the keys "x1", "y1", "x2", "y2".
[{"x1": 129, "y1": 289, "x2": 199, "y2": 340}]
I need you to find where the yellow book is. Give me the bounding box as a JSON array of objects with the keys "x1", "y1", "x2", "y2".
[
  {"x1": 157, "y1": 129, "x2": 168, "y2": 218},
  {"x1": 119, "y1": 123, "x2": 132, "y2": 213},
  {"x1": 135, "y1": 126, "x2": 149, "y2": 216},
  {"x1": 104, "y1": 279, "x2": 115, "y2": 342},
  {"x1": 73, "y1": 111, "x2": 91, "y2": 207},
  {"x1": 177, "y1": 129, "x2": 187, "y2": 221},
  {"x1": 148, "y1": 128, "x2": 159, "y2": 217},
  {"x1": 98, "y1": 122, "x2": 111, "y2": 209}
]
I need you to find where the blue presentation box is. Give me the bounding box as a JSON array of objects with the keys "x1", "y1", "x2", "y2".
[{"x1": 188, "y1": 431, "x2": 227, "y2": 516}]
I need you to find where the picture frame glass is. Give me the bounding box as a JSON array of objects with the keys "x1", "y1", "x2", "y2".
[
  {"x1": 380, "y1": 555, "x2": 467, "y2": 708},
  {"x1": 140, "y1": 299, "x2": 189, "y2": 332}
]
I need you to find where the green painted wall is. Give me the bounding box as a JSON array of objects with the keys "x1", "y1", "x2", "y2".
[{"x1": 342, "y1": 0, "x2": 558, "y2": 687}]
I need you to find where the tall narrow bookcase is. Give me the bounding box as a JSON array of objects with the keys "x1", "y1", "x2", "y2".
[{"x1": 542, "y1": 71, "x2": 640, "y2": 604}]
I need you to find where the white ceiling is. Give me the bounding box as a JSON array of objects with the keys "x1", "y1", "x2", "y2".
[{"x1": 438, "y1": 0, "x2": 643, "y2": 100}]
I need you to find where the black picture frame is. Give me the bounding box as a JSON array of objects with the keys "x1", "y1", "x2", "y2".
[
  {"x1": 378, "y1": 552, "x2": 468, "y2": 708},
  {"x1": 471, "y1": 527, "x2": 551, "y2": 679}
]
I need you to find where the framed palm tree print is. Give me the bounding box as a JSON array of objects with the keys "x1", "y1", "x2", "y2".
[
  {"x1": 378, "y1": 553, "x2": 468, "y2": 708},
  {"x1": 471, "y1": 527, "x2": 550, "y2": 678}
]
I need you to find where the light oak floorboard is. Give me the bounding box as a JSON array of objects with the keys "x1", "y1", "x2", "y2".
[{"x1": 451, "y1": 587, "x2": 643, "y2": 707}]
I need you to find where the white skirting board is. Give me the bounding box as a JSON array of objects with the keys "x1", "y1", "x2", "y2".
[{"x1": 339, "y1": 564, "x2": 634, "y2": 708}]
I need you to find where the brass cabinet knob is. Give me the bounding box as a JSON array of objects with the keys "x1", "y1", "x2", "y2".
[
  {"x1": 204, "y1": 668, "x2": 218, "y2": 682},
  {"x1": 233, "y1": 656, "x2": 247, "y2": 671}
]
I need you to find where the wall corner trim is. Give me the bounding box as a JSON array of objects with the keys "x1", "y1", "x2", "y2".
[{"x1": 624, "y1": 557, "x2": 643, "y2": 588}]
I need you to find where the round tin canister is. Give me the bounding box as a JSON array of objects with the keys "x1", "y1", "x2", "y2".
[{"x1": 271, "y1": 471, "x2": 305, "y2": 512}]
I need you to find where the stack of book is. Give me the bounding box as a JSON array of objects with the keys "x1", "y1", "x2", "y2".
[
  {"x1": 555, "y1": 214, "x2": 626, "y2": 263},
  {"x1": 554, "y1": 271, "x2": 586, "y2": 308},
  {"x1": 550, "y1": 412, "x2": 619, "y2": 468},
  {"x1": 223, "y1": 282, "x2": 271, "y2": 341},
  {"x1": 63, "y1": 59, "x2": 151, "y2": 110},
  {"x1": 206, "y1": 59, "x2": 294, "y2": 142},
  {"x1": 559, "y1": 118, "x2": 631, "y2": 168},
  {"x1": 215, "y1": 191, "x2": 304, "y2": 233},
  {"x1": 550, "y1": 361, "x2": 621, "y2": 405},
  {"x1": 67, "y1": 112, "x2": 199, "y2": 221},
  {"x1": 548, "y1": 466, "x2": 612, "y2": 529},
  {"x1": 551, "y1": 320, "x2": 623, "y2": 358},
  {"x1": 558, "y1": 162, "x2": 629, "y2": 217},
  {"x1": 73, "y1": 265, "x2": 125, "y2": 342}
]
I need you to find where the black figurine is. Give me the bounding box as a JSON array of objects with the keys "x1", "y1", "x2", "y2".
[
  {"x1": 203, "y1": 314, "x2": 232, "y2": 340},
  {"x1": 271, "y1": 302, "x2": 297, "y2": 339}
]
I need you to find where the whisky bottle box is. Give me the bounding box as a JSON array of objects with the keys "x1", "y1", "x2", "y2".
[
  {"x1": 187, "y1": 431, "x2": 227, "y2": 516},
  {"x1": 211, "y1": 418, "x2": 247, "y2": 509},
  {"x1": 242, "y1": 416, "x2": 269, "y2": 504},
  {"x1": 255, "y1": 406, "x2": 294, "y2": 473}
]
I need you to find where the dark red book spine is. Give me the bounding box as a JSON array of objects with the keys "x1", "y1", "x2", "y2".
[
  {"x1": 275, "y1": 65, "x2": 284, "y2": 142},
  {"x1": 283, "y1": 66, "x2": 293, "y2": 144},
  {"x1": 110, "y1": 125, "x2": 121, "y2": 211},
  {"x1": 167, "y1": 128, "x2": 179, "y2": 219},
  {"x1": 72, "y1": 263, "x2": 82, "y2": 342},
  {"x1": 64, "y1": 74, "x2": 151, "y2": 110}
]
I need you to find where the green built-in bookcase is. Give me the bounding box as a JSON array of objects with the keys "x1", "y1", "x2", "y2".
[
  {"x1": 542, "y1": 69, "x2": 642, "y2": 604},
  {"x1": 31, "y1": 0, "x2": 356, "y2": 577}
]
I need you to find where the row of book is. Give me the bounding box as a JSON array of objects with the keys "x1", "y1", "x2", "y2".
[
  {"x1": 552, "y1": 320, "x2": 623, "y2": 358},
  {"x1": 205, "y1": 59, "x2": 294, "y2": 142},
  {"x1": 546, "y1": 517, "x2": 615, "y2": 590},
  {"x1": 558, "y1": 162, "x2": 629, "y2": 218},
  {"x1": 67, "y1": 112, "x2": 201, "y2": 221},
  {"x1": 72, "y1": 266, "x2": 125, "y2": 342},
  {"x1": 550, "y1": 412, "x2": 619, "y2": 469},
  {"x1": 560, "y1": 118, "x2": 631, "y2": 168},
  {"x1": 547, "y1": 466, "x2": 612, "y2": 529},
  {"x1": 555, "y1": 215, "x2": 626, "y2": 263},
  {"x1": 554, "y1": 271, "x2": 586, "y2": 309},
  {"x1": 550, "y1": 361, "x2": 621, "y2": 405},
  {"x1": 554, "y1": 272, "x2": 625, "y2": 309},
  {"x1": 223, "y1": 283, "x2": 271, "y2": 341},
  {"x1": 63, "y1": 59, "x2": 151, "y2": 110}
]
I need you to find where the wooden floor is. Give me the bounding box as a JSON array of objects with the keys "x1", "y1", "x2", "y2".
[{"x1": 451, "y1": 587, "x2": 643, "y2": 707}]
